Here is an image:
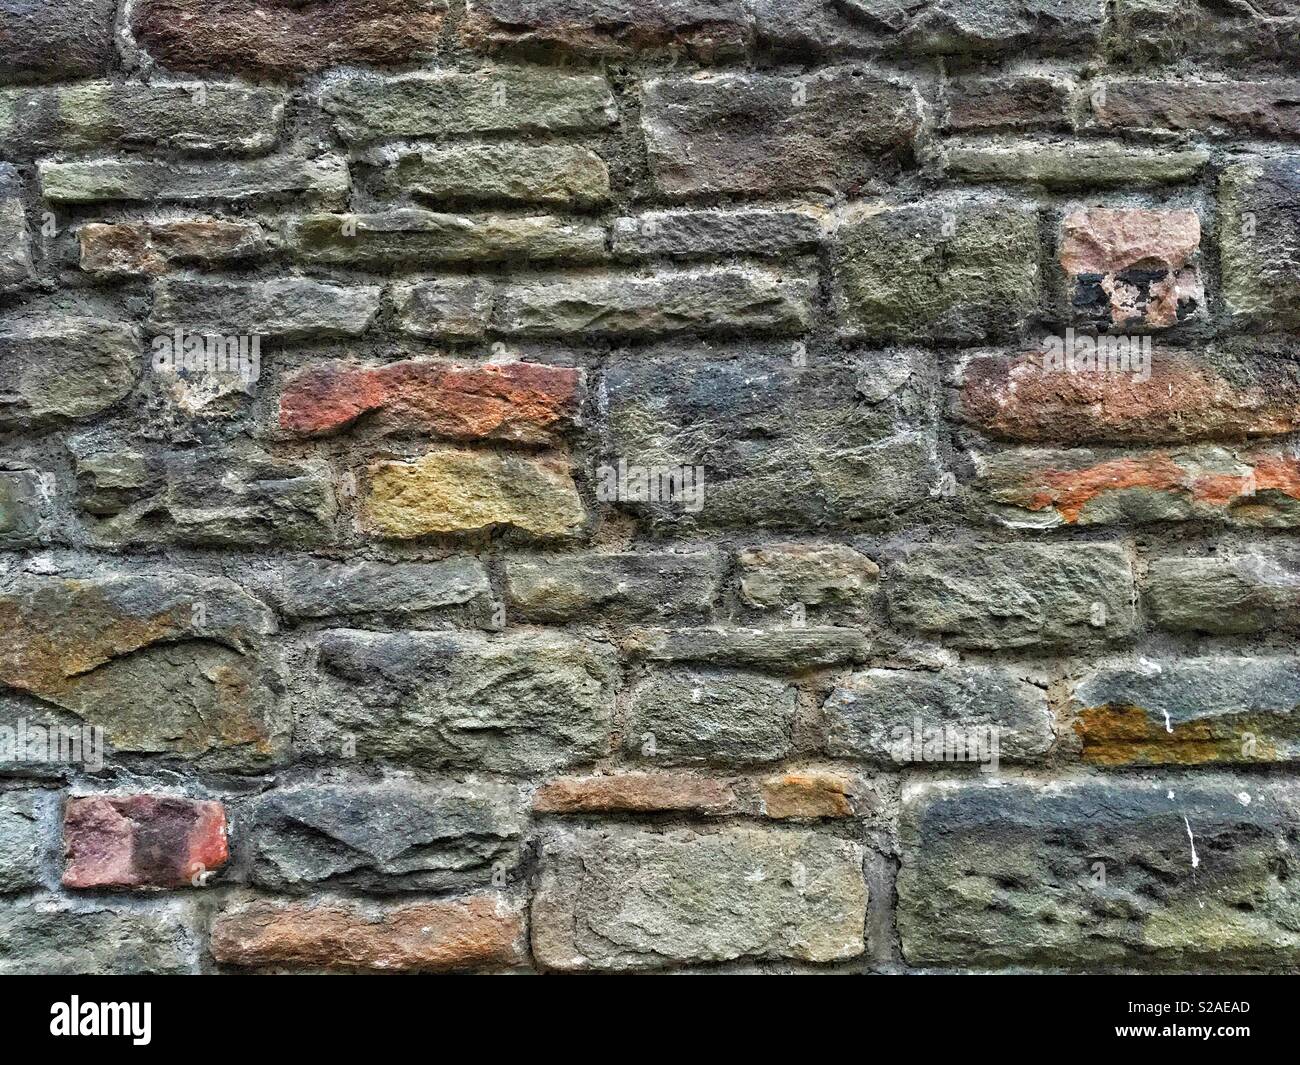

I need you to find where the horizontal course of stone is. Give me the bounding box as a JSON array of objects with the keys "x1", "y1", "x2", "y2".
[{"x1": 2, "y1": 0, "x2": 1300, "y2": 976}]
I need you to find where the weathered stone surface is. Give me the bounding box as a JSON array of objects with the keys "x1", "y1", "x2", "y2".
[
  {"x1": 0, "y1": 792, "x2": 44, "y2": 893},
  {"x1": 604, "y1": 348, "x2": 937, "y2": 529},
  {"x1": 0, "y1": 470, "x2": 43, "y2": 547},
  {"x1": 887, "y1": 543, "x2": 1136, "y2": 650},
  {"x1": 462, "y1": 0, "x2": 750, "y2": 59},
  {"x1": 249, "y1": 780, "x2": 525, "y2": 893},
  {"x1": 361, "y1": 447, "x2": 585, "y2": 540},
  {"x1": 624, "y1": 666, "x2": 797, "y2": 764},
  {"x1": 737, "y1": 543, "x2": 880, "y2": 613},
  {"x1": 381, "y1": 145, "x2": 611, "y2": 208},
  {"x1": 899, "y1": 776, "x2": 1300, "y2": 970},
  {"x1": 134, "y1": 0, "x2": 448, "y2": 77},
  {"x1": 624, "y1": 627, "x2": 871, "y2": 673},
  {"x1": 504, "y1": 551, "x2": 722, "y2": 622},
  {"x1": 1072, "y1": 657, "x2": 1300, "y2": 765},
  {"x1": 533, "y1": 827, "x2": 866, "y2": 970},
  {"x1": 0, "y1": 900, "x2": 199, "y2": 974},
  {"x1": 323, "y1": 70, "x2": 616, "y2": 144},
  {"x1": 0, "y1": 0, "x2": 116, "y2": 84},
  {"x1": 944, "y1": 140, "x2": 1208, "y2": 187},
  {"x1": 391, "y1": 278, "x2": 494, "y2": 340},
  {"x1": 612, "y1": 207, "x2": 824, "y2": 260},
  {"x1": 958, "y1": 347, "x2": 1300, "y2": 444},
  {"x1": 299, "y1": 630, "x2": 616, "y2": 774},
  {"x1": 834, "y1": 199, "x2": 1039, "y2": 343},
  {"x1": 79, "y1": 220, "x2": 267, "y2": 276},
  {"x1": 1220, "y1": 157, "x2": 1300, "y2": 331},
  {"x1": 286, "y1": 210, "x2": 604, "y2": 266},
  {"x1": 269, "y1": 559, "x2": 491, "y2": 620},
  {"x1": 846, "y1": 0, "x2": 1101, "y2": 56},
  {"x1": 759, "y1": 770, "x2": 855, "y2": 819},
  {"x1": 63, "y1": 795, "x2": 228, "y2": 890},
  {"x1": 1060, "y1": 208, "x2": 1203, "y2": 330},
  {"x1": 0, "y1": 318, "x2": 137, "y2": 429},
  {"x1": 974, "y1": 445, "x2": 1300, "y2": 528},
  {"x1": 944, "y1": 75, "x2": 1070, "y2": 131},
  {"x1": 73, "y1": 443, "x2": 338, "y2": 547},
  {"x1": 0, "y1": 574, "x2": 284, "y2": 768},
  {"x1": 212, "y1": 895, "x2": 525, "y2": 972},
  {"x1": 822, "y1": 667, "x2": 1053, "y2": 763},
  {"x1": 280, "y1": 359, "x2": 581, "y2": 445},
  {"x1": 1093, "y1": 80, "x2": 1300, "y2": 138},
  {"x1": 39, "y1": 154, "x2": 349, "y2": 205},
  {"x1": 1109, "y1": 0, "x2": 1300, "y2": 66},
  {"x1": 0, "y1": 83, "x2": 283, "y2": 156},
  {"x1": 642, "y1": 69, "x2": 920, "y2": 197},
  {"x1": 492, "y1": 266, "x2": 815, "y2": 337},
  {"x1": 1147, "y1": 552, "x2": 1300, "y2": 635},
  {"x1": 150, "y1": 278, "x2": 379, "y2": 339},
  {"x1": 0, "y1": 164, "x2": 32, "y2": 286},
  {"x1": 533, "y1": 772, "x2": 738, "y2": 815}
]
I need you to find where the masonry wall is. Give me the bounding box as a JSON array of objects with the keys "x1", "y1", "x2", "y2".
[{"x1": 1, "y1": 0, "x2": 1299, "y2": 974}]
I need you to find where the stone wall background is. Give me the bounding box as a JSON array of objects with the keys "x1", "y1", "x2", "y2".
[{"x1": 2, "y1": 0, "x2": 1300, "y2": 973}]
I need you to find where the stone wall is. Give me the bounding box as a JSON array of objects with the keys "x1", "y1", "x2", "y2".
[{"x1": 2, "y1": 0, "x2": 1299, "y2": 973}]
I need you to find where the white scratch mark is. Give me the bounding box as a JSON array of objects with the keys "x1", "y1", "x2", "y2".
[
  {"x1": 1161, "y1": 710, "x2": 1173, "y2": 734},
  {"x1": 1183, "y1": 815, "x2": 1200, "y2": 869}
]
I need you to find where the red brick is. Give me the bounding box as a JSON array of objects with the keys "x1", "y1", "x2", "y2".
[
  {"x1": 533, "y1": 772, "x2": 737, "y2": 814},
  {"x1": 960, "y1": 350, "x2": 1300, "y2": 444},
  {"x1": 211, "y1": 895, "x2": 526, "y2": 972},
  {"x1": 63, "y1": 795, "x2": 228, "y2": 889},
  {"x1": 279, "y1": 360, "x2": 582, "y2": 445}
]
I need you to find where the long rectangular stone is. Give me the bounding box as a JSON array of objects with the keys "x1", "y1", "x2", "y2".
[
  {"x1": 378, "y1": 144, "x2": 611, "y2": 208},
  {"x1": 532, "y1": 827, "x2": 866, "y2": 970},
  {"x1": 0, "y1": 900, "x2": 199, "y2": 974},
  {"x1": 149, "y1": 278, "x2": 380, "y2": 338},
  {"x1": 611, "y1": 207, "x2": 824, "y2": 260},
  {"x1": 0, "y1": 164, "x2": 32, "y2": 285},
  {"x1": 504, "y1": 551, "x2": 722, "y2": 622},
  {"x1": 0, "y1": 0, "x2": 116, "y2": 84},
  {"x1": 1093, "y1": 80, "x2": 1300, "y2": 138},
  {"x1": 1146, "y1": 551, "x2": 1300, "y2": 635},
  {"x1": 899, "y1": 776, "x2": 1300, "y2": 970},
  {"x1": 943, "y1": 139, "x2": 1209, "y2": 187}
]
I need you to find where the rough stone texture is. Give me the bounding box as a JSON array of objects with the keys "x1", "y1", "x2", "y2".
[
  {"x1": 759, "y1": 770, "x2": 855, "y2": 819},
  {"x1": 322, "y1": 70, "x2": 617, "y2": 144},
  {"x1": 624, "y1": 627, "x2": 871, "y2": 672},
  {"x1": 504, "y1": 551, "x2": 722, "y2": 622},
  {"x1": 0, "y1": 0, "x2": 116, "y2": 84},
  {"x1": 1220, "y1": 157, "x2": 1300, "y2": 331},
  {"x1": 280, "y1": 359, "x2": 582, "y2": 445},
  {"x1": 958, "y1": 347, "x2": 1300, "y2": 444},
  {"x1": 0, "y1": 574, "x2": 285, "y2": 769},
  {"x1": 134, "y1": 0, "x2": 449, "y2": 78},
  {"x1": 248, "y1": 780, "x2": 525, "y2": 893},
  {"x1": 642, "y1": 69, "x2": 921, "y2": 197},
  {"x1": 612, "y1": 208, "x2": 825, "y2": 260},
  {"x1": 268, "y1": 559, "x2": 491, "y2": 620},
  {"x1": 1059, "y1": 208, "x2": 1204, "y2": 330},
  {"x1": 822, "y1": 667, "x2": 1054, "y2": 763},
  {"x1": 380, "y1": 145, "x2": 611, "y2": 209},
  {"x1": 624, "y1": 666, "x2": 798, "y2": 764},
  {"x1": 847, "y1": 0, "x2": 1101, "y2": 56},
  {"x1": 0, "y1": 469, "x2": 44, "y2": 547},
  {"x1": 298, "y1": 630, "x2": 616, "y2": 774},
  {"x1": 0, "y1": 164, "x2": 32, "y2": 286},
  {"x1": 361, "y1": 447, "x2": 586, "y2": 540},
  {"x1": 392, "y1": 278, "x2": 495, "y2": 340},
  {"x1": 886, "y1": 543, "x2": 1136, "y2": 650},
  {"x1": 899, "y1": 777, "x2": 1300, "y2": 970},
  {"x1": 974, "y1": 445, "x2": 1300, "y2": 529},
  {"x1": 39, "y1": 154, "x2": 349, "y2": 205},
  {"x1": 0, "y1": 83, "x2": 284, "y2": 156},
  {"x1": 944, "y1": 75, "x2": 1070, "y2": 132},
  {"x1": 63, "y1": 795, "x2": 229, "y2": 890},
  {"x1": 834, "y1": 199, "x2": 1040, "y2": 343},
  {"x1": 0, "y1": 792, "x2": 45, "y2": 894},
  {"x1": 0, "y1": 901, "x2": 199, "y2": 974},
  {"x1": 533, "y1": 772, "x2": 738, "y2": 815},
  {"x1": 150, "y1": 278, "x2": 379, "y2": 339},
  {"x1": 0, "y1": 317, "x2": 137, "y2": 429},
  {"x1": 1109, "y1": 0, "x2": 1300, "y2": 66},
  {"x1": 211, "y1": 895, "x2": 525, "y2": 972},
  {"x1": 1093, "y1": 81, "x2": 1300, "y2": 139},
  {"x1": 1146, "y1": 552, "x2": 1300, "y2": 635},
  {"x1": 737, "y1": 543, "x2": 880, "y2": 614},
  {"x1": 532, "y1": 827, "x2": 866, "y2": 970},
  {"x1": 1071, "y1": 658, "x2": 1300, "y2": 766},
  {"x1": 944, "y1": 140, "x2": 1209, "y2": 187},
  {"x1": 80, "y1": 220, "x2": 268, "y2": 276}
]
